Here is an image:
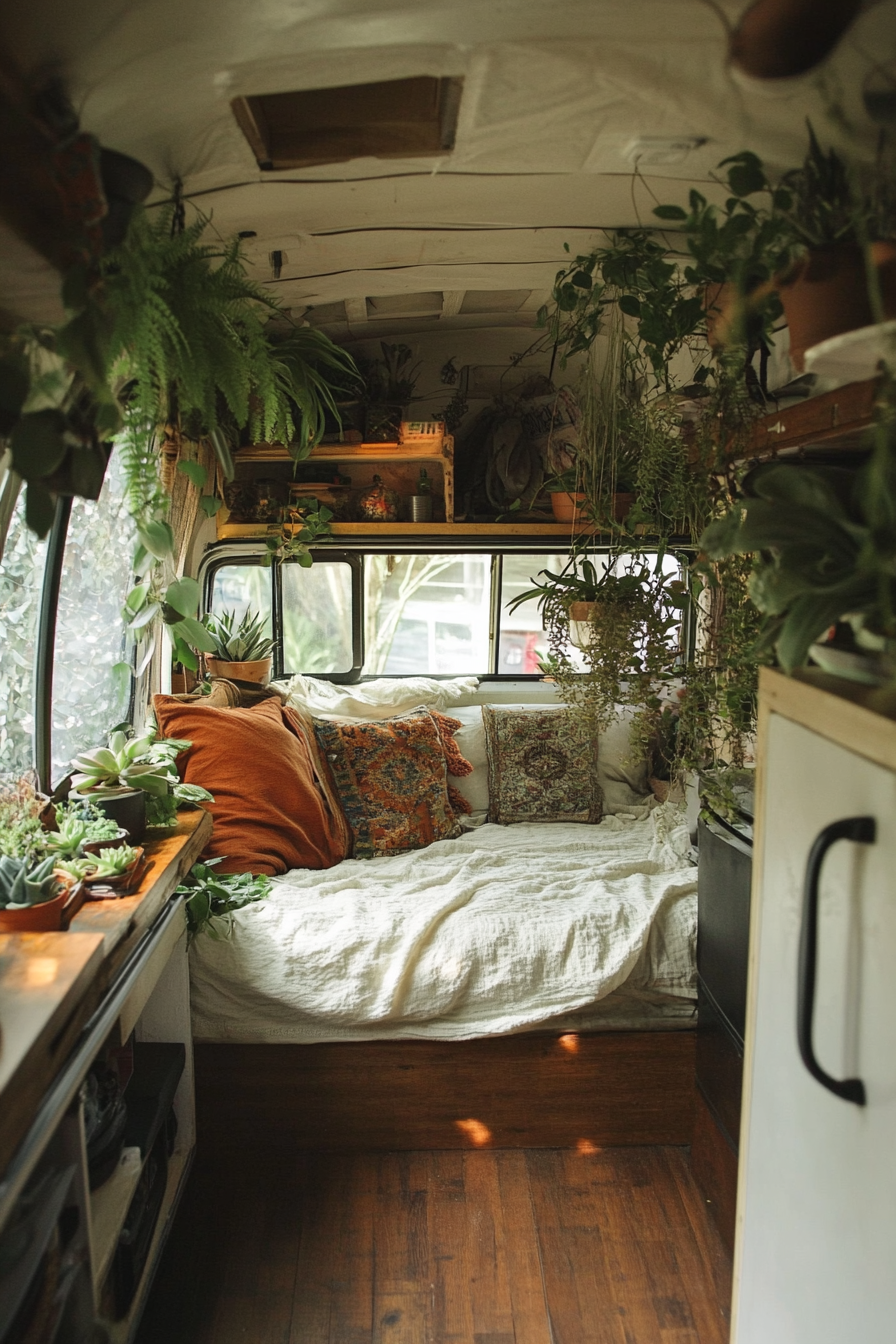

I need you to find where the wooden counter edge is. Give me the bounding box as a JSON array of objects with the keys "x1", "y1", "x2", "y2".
[
  {"x1": 0, "y1": 808, "x2": 212, "y2": 1176},
  {"x1": 759, "y1": 666, "x2": 896, "y2": 773}
]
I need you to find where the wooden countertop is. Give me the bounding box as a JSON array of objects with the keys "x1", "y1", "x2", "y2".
[{"x1": 0, "y1": 807, "x2": 212, "y2": 1174}]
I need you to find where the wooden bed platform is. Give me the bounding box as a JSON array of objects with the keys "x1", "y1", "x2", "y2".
[{"x1": 194, "y1": 1030, "x2": 696, "y2": 1153}]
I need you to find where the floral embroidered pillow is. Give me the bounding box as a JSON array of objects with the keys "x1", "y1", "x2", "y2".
[
  {"x1": 312, "y1": 708, "x2": 473, "y2": 859},
  {"x1": 482, "y1": 705, "x2": 602, "y2": 825}
]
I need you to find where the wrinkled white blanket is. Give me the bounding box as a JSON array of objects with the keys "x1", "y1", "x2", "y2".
[
  {"x1": 275, "y1": 673, "x2": 480, "y2": 720},
  {"x1": 190, "y1": 803, "x2": 697, "y2": 1043}
]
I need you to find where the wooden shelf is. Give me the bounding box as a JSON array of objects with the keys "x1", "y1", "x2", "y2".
[
  {"x1": 216, "y1": 520, "x2": 600, "y2": 540},
  {"x1": 733, "y1": 378, "x2": 878, "y2": 464},
  {"x1": 236, "y1": 439, "x2": 452, "y2": 462},
  {"x1": 91, "y1": 1147, "x2": 143, "y2": 1291}
]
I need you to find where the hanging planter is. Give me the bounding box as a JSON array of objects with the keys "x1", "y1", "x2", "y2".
[{"x1": 778, "y1": 242, "x2": 896, "y2": 370}]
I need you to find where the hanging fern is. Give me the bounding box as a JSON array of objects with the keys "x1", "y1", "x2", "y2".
[{"x1": 60, "y1": 205, "x2": 358, "y2": 470}]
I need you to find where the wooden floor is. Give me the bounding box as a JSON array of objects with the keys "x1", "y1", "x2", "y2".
[{"x1": 137, "y1": 1147, "x2": 731, "y2": 1344}]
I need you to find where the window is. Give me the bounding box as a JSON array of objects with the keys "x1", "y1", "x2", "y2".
[
  {"x1": 51, "y1": 453, "x2": 134, "y2": 781},
  {"x1": 202, "y1": 546, "x2": 689, "y2": 682},
  {"x1": 363, "y1": 554, "x2": 491, "y2": 675},
  {"x1": 0, "y1": 493, "x2": 48, "y2": 775},
  {"x1": 282, "y1": 561, "x2": 355, "y2": 675}
]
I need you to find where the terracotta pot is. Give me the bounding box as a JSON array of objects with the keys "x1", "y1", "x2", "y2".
[
  {"x1": 778, "y1": 242, "x2": 896, "y2": 371},
  {"x1": 550, "y1": 491, "x2": 588, "y2": 523},
  {"x1": 0, "y1": 880, "x2": 86, "y2": 933},
  {"x1": 205, "y1": 656, "x2": 272, "y2": 685},
  {"x1": 730, "y1": 0, "x2": 862, "y2": 80},
  {"x1": 83, "y1": 847, "x2": 147, "y2": 899},
  {"x1": 81, "y1": 829, "x2": 130, "y2": 855},
  {"x1": 613, "y1": 492, "x2": 635, "y2": 523}
]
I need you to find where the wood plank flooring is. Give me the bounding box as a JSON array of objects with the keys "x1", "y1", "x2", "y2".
[{"x1": 136, "y1": 1148, "x2": 731, "y2": 1344}]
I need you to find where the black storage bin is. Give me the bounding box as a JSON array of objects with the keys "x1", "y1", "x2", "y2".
[{"x1": 697, "y1": 775, "x2": 754, "y2": 1154}]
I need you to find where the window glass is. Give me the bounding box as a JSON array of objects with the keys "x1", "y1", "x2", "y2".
[
  {"x1": 363, "y1": 554, "x2": 492, "y2": 675},
  {"x1": 499, "y1": 552, "x2": 590, "y2": 673},
  {"x1": 0, "y1": 490, "x2": 48, "y2": 776},
  {"x1": 52, "y1": 452, "x2": 134, "y2": 781},
  {"x1": 281, "y1": 561, "x2": 354, "y2": 674},
  {"x1": 209, "y1": 564, "x2": 273, "y2": 634}
]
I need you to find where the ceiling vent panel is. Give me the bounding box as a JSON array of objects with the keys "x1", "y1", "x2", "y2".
[
  {"x1": 232, "y1": 76, "x2": 463, "y2": 170},
  {"x1": 305, "y1": 301, "x2": 347, "y2": 326},
  {"x1": 366, "y1": 292, "x2": 444, "y2": 318},
  {"x1": 460, "y1": 290, "x2": 532, "y2": 314}
]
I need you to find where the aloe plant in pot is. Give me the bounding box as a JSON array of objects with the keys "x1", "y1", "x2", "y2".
[{"x1": 203, "y1": 608, "x2": 276, "y2": 683}]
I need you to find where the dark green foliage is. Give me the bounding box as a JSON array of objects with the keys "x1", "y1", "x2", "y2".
[{"x1": 177, "y1": 858, "x2": 271, "y2": 940}]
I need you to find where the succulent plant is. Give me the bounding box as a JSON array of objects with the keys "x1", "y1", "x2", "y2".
[
  {"x1": 204, "y1": 608, "x2": 275, "y2": 662},
  {"x1": 91, "y1": 844, "x2": 141, "y2": 879},
  {"x1": 54, "y1": 857, "x2": 97, "y2": 883},
  {"x1": 71, "y1": 730, "x2": 173, "y2": 798},
  {"x1": 42, "y1": 802, "x2": 121, "y2": 858},
  {"x1": 0, "y1": 854, "x2": 61, "y2": 908}
]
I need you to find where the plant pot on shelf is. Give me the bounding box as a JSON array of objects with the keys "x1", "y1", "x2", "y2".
[
  {"x1": 550, "y1": 492, "x2": 589, "y2": 523},
  {"x1": 82, "y1": 847, "x2": 147, "y2": 899},
  {"x1": 364, "y1": 403, "x2": 403, "y2": 443},
  {"x1": 613, "y1": 492, "x2": 635, "y2": 523},
  {"x1": 81, "y1": 829, "x2": 130, "y2": 855},
  {"x1": 91, "y1": 788, "x2": 147, "y2": 844},
  {"x1": 777, "y1": 242, "x2": 896, "y2": 371},
  {"x1": 0, "y1": 880, "x2": 86, "y2": 933},
  {"x1": 205, "y1": 656, "x2": 272, "y2": 684}
]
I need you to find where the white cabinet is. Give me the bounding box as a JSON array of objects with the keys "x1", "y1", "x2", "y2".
[{"x1": 732, "y1": 671, "x2": 896, "y2": 1344}]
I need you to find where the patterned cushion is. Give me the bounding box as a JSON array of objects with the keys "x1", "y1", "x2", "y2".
[
  {"x1": 312, "y1": 708, "x2": 471, "y2": 859},
  {"x1": 482, "y1": 706, "x2": 602, "y2": 825}
]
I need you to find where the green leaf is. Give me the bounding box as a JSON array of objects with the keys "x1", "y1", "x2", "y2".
[
  {"x1": 617, "y1": 295, "x2": 641, "y2": 318},
  {"x1": 24, "y1": 482, "x2": 57, "y2": 538},
  {"x1": 571, "y1": 270, "x2": 593, "y2": 289},
  {"x1": 653, "y1": 204, "x2": 687, "y2": 221},
  {"x1": 138, "y1": 519, "x2": 176, "y2": 560},
  {"x1": 128, "y1": 600, "x2": 162, "y2": 631},
  {"x1": 200, "y1": 494, "x2": 223, "y2": 517},
  {"x1": 11, "y1": 410, "x2": 68, "y2": 479},
  {"x1": 165, "y1": 576, "x2": 201, "y2": 618},
  {"x1": 177, "y1": 460, "x2": 207, "y2": 489},
  {"x1": 174, "y1": 616, "x2": 218, "y2": 653},
  {"x1": 111, "y1": 661, "x2": 133, "y2": 699}
]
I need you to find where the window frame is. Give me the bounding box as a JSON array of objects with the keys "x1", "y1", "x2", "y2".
[{"x1": 199, "y1": 540, "x2": 695, "y2": 685}]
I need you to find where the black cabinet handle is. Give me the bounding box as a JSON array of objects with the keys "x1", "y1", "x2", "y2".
[{"x1": 797, "y1": 816, "x2": 875, "y2": 1106}]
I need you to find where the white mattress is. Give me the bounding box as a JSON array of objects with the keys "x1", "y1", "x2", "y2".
[{"x1": 190, "y1": 803, "x2": 697, "y2": 1043}]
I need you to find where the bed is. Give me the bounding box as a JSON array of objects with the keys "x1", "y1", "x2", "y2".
[{"x1": 165, "y1": 675, "x2": 700, "y2": 1150}]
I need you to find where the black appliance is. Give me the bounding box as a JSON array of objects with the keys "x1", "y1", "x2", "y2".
[{"x1": 697, "y1": 773, "x2": 754, "y2": 1153}]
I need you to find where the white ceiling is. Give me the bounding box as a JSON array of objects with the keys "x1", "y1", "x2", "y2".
[{"x1": 2, "y1": 0, "x2": 893, "y2": 336}]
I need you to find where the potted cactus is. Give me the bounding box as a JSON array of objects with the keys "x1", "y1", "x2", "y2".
[
  {"x1": 0, "y1": 854, "x2": 87, "y2": 931},
  {"x1": 71, "y1": 731, "x2": 174, "y2": 842},
  {"x1": 203, "y1": 608, "x2": 276, "y2": 683}
]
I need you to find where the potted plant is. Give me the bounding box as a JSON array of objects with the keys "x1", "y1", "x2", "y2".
[
  {"x1": 78, "y1": 843, "x2": 146, "y2": 896},
  {"x1": 508, "y1": 554, "x2": 687, "y2": 733},
  {"x1": 545, "y1": 468, "x2": 588, "y2": 523},
  {"x1": 203, "y1": 608, "x2": 276, "y2": 683},
  {"x1": 42, "y1": 800, "x2": 126, "y2": 858},
  {"x1": 0, "y1": 854, "x2": 87, "y2": 932},
  {"x1": 360, "y1": 342, "x2": 421, "y2": 441},
  {"x1": 698, "y1": 412, "x2": 896, "y2": 680},
  {"x1": 70, "y1": 730, "x2": 174, "y2": 840}
]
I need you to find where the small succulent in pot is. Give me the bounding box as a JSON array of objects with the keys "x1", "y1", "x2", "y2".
[
  {"x1": 89, "y1": 844, "x2": 142, "y2": 880},
  {"x1": 72, "y1": 731, "x2": 173, "y2": 798},
  {"x1": 203, "y1": 607, "x2": 276, "y2": 682},
  {"x1": 42, "y1": 799, "x2": 124, "y2": 859},
  {"x1": 0, "y1": 854, "x2": 62, "y2": 909}
]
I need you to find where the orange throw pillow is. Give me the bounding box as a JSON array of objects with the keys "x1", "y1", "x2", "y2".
[{"x1": 153, "y1": 696, "x2": 348, "y2": 876}]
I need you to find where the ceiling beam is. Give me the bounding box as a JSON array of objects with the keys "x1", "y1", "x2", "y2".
[
  {"x1": 441, "y1": 290, "x2": 466, "y2": 317},
  {"x1": 343, "y1": 296, "x2": 369, "y2": 333}
]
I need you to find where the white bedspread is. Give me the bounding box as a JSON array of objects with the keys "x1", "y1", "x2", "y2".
[{"x1": 190, "y1": 803, "x2": 697, "y2": 1043}]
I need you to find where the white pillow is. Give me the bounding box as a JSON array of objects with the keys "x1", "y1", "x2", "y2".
[
  {"x1": 444, "y1": 706, "x2": 489, "y2": 817},
  {"x1": 275, "y1": 674, "x2": 479, "y2": 720},
  {"x1": 596, "y1": 709, "x2": 652, "y2": 813}
]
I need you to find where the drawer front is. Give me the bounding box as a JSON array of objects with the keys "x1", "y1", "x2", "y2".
[{"x1": 696, "y1": 981, "x2": 744, "y2": 1151}]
